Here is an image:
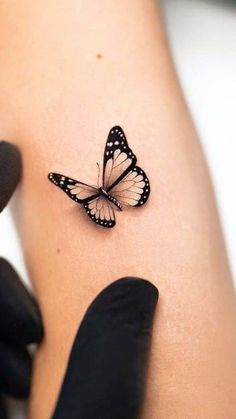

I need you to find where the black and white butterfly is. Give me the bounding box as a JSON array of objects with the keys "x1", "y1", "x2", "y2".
[{"x1": 48, "y1": 126, "x2": 150, "y2": 228}]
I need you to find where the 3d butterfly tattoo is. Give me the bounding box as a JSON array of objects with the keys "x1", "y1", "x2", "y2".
[{"x1": 48, "y1": 126, "x2": 150, "y2": 228}]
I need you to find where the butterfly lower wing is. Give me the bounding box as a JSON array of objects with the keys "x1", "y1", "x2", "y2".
[
  {"x1": 103, "y1": 126, "x2": 137, "y2": 191},
  {"x1": 83, "y1": 196, "x2": 116, "y2": 228},
  {"x1": 109, "y1": 166, "x2": 150, "y2": 207},
  {"x1": 48, "y1": 172, "x2": 99, "y2": 203}
]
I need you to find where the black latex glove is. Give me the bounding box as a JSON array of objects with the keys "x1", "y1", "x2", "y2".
[
  {"x1": 52, "y1": 277, "x2": 158, "y2": 419},
  {"x1": 0, "y1": 141, "x2": 43, "y2": 418}
]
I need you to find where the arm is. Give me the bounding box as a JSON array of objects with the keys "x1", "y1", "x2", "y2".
[{"x1": 0, "y1": 1, "x2": 235, "y2": 417}]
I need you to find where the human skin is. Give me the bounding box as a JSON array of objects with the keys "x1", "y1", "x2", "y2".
[{"x1": 0, "y1": 1, "x2": 235, "y2": 418}]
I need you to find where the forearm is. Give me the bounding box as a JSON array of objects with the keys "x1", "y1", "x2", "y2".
[{"x1": 0, "y1": 1, "x2": 235, "y2": 418}]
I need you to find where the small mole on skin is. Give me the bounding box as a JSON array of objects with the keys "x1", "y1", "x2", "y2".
[
  {"x1": 96, "y1": 53, "x2": 103, "y2": 59},
  {"x1": 57, "y1": 248, "x2": 61, "y2": 254}
]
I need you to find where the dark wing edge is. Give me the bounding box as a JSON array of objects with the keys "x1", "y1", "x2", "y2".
[
  {"x1": 48, "y1": 172, "x2": 100, "y2": 204},
  {"x1": 131, "y1": 166, "x2": 150, "y2": 207}
]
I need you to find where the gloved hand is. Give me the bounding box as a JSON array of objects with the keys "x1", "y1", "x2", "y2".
[
  {"x1": 52, "y1": 276, "x2": 159, "y2": 419},
  {"x1": 0, "y1": 141, "x2": 159, "y2": 419},
  {"x1": 0, "y1": 141, "x2": 43, "y2": 418}
]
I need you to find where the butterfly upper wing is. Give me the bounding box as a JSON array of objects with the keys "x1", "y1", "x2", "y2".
[
  {"x1": 103, "y1": 126, "x2": 137, "y2": 191},
  {"x1": 48, "y1": 173, "x2": 99, "y2": 203},
  {"x1": 110, "y1": 166, "x2": 150, "y2": 207},
  {"x1": 102, "y1": 126, "x2": 150, "y2": 208},
  {"x1": 83, "y1": 196, "x2": 116, "y2": 228}
]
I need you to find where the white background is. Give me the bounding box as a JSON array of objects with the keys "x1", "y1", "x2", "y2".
[
  {"x1": 162, "y1": 0, "x2": 236, "y2": 286},
  {"x1": 1, "y1": 0, "x2": 235, "y2": 417}
]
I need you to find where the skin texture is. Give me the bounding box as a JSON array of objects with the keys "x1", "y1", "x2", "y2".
[{"x1": 0, "y1": 1, "x2": 235, "y2": 418}]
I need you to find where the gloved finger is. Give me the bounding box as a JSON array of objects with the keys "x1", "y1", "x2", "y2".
[
  {"x1": 0, "y1": 400, "x2": 7, "y2": 419},
  {"x1": 52, "y1": 277, "x2": 159, "y2": 419},
  {"x1": 0, "y1": 141, "x2": 22, "y2": 213},
  {"x1": 0, "y1": 341, "x2": 31, "y2": 399},
  {"x1": 0, "y1": 258, "x2": 43, "y2": 346}
]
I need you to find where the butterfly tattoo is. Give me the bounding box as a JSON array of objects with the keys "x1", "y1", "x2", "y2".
[{"x1": 48, "y1": 126, "x2": 150, "y2": 228}]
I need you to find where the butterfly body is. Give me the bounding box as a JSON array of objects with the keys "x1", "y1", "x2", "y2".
[
  {"x1": 99, "y1": 187, "x2": 123, "y2": 211},
  {"x1": 48, "y1": 126, "x2": 150, "y2": 228}
]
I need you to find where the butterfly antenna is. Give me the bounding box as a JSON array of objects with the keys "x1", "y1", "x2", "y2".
[{"x1": 96, "y1": 162, "x2": 101, "y2": 187}]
